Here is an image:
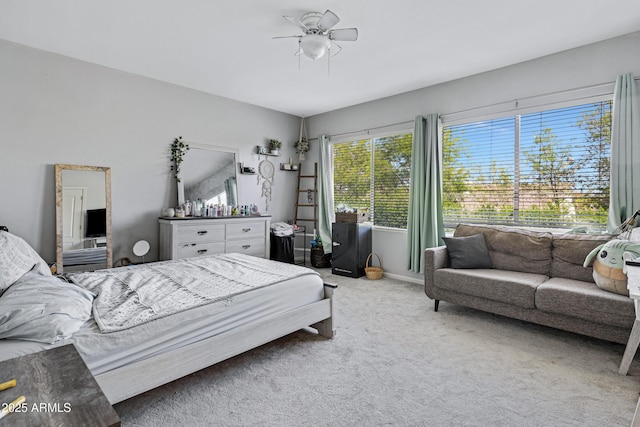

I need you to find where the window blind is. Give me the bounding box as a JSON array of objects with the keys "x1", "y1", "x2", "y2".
[
  {"x1": 443, "y1": 101, "x2": 611, "y2": 229},
  {"x1": 372, "y1": 133, "x2": 413, "y2": 228},
  {"x1": 333, "y1": 139, "x2": 372, "y2": 214},
  {"x1": 332, "y1": 132, "x2": 413, "y2": 229}
]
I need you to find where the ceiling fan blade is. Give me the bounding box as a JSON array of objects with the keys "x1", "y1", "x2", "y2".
[
  {"x1": 272, "y1": 35, "x2": 302, "y2": 39},
  {"x1": 330, "y1": 41, "x2": 342, "y2": 57},
  {"x1": 317, "y1": 9, "x2": 340, "y2": 31},
  {"x1": 329, "y1": 28, "x2": 358, "y2": 41},
  {"x1": 283, "y1": 15, "x2": 309, "y2": 33}
]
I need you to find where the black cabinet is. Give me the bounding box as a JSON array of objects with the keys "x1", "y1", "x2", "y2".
[{"x1": 331, "y1": 222, "x2": 372, "y2": 278}]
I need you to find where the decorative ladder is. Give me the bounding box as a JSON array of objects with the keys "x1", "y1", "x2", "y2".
[{"x1": 293, "y1": 162, "x2": 318, "y2": 265}]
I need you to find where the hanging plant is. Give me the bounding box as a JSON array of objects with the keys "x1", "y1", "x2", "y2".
[
  {"x1": 294, "y1": 137, "x2": 309, "y2": 161},
  {"x1": 294, "y1": 137, "x2": 309, "y2": 154},
  {"x1": 170, "y1": 136, "x2": 189, "y2": 182}
]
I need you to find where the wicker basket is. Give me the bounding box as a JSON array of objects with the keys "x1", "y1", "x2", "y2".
[
  {"x1": 335, "y1": 211, "x2": 368, "y2": 223},
  {"x1": 310, "y1": 247, "x2": 331, "y2": 268},
  {"x1": 365, "y1": 253, "x2": 383, "y2": 280}
]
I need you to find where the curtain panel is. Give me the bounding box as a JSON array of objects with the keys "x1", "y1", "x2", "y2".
[
  {"x1": 318, "y1": 134, "x2": 335, "y2": 253},
  {"x1": 608, "y1": 73, "x2": 640, "y2": 233},
  {"x1": 407, "y1": 114, "x2": 444, "y2": 273}
]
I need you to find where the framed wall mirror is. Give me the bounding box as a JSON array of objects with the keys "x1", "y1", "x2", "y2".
[
  {"x1": 179, "y1": 143, "x2": 239, "y2": 208},
  {"x1": 55, "y1": 164, "x2": 112, "y2": 273}
]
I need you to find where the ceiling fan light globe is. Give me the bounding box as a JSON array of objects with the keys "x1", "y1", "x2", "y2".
[{"x1": 300, "y1": 34, "x2": 331, "y2": 60}]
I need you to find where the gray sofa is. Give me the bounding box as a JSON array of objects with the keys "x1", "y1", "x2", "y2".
[{"x1": 424, "y1": 223, "x2": 635, "y2": 344}]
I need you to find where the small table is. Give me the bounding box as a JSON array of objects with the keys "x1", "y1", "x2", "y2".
[
  {"x1": 619, "y1": 262, "x2": 640, "y2": 426},
  {"x1": 619, "y1": 268, "x2": 640, "y2": 375},
  {"x1": 293, "y1": 224, "x2": 308, "y2": 266},
  {"x1": 0, "y1": 344, "x2": 120, "y2": 426},
  {"x1": 620, "y1": 262, "x2": 640, "y2": 375}
]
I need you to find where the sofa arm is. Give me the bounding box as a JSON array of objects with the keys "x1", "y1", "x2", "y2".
[{"x1": 424, "y1": 246, "x2": 448, "y2": 299}]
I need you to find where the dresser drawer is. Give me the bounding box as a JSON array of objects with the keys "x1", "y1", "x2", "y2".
[
  {"x1": 160, "y1": 217, "x2": 271, "y2": 261},
  {"x1": 177, "y1": 223, "x2": 225, "y2": 244},
  {"x1": 226, "y1": 222, "x2": 265, "y2": 240},
  {"x1": 226, "y1": 239, "x2": 265, "y2": 256},
  {"x1": 177, "y1": 241, "x2": 226, "y2": 259}
]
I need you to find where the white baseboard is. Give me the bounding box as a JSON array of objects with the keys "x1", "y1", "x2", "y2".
[{"x1": 382, "y1": 271, "x2": 423, "y2": 285}]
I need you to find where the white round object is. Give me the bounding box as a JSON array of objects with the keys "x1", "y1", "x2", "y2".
[
  {"x1": 300, "y1": 34, "x2": 331, "y2": 60},
  {"x1": 133, "y1": 240, "x2": 150, "y2": 257}
]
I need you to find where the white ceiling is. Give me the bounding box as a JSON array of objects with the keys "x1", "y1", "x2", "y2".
[{"x1": 1, "y1": 0, "x2": 639, "y2": 117}]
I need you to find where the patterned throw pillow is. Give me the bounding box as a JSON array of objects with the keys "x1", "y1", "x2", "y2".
[{"x1": 0, "y1": 231, "x2": 51, "y2": 294}]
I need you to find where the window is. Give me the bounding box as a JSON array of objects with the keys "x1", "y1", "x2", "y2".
[
  {"x1": 332, "y1": 132, "x2": 413, "y2": 228},
  {"x1": 442, "y1": 100, "x2": 612, "y2": 230}
]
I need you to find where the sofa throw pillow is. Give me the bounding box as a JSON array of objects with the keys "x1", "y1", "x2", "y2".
[{"x1": 443, "y1": 234, "x2": 492, "y2": 269}]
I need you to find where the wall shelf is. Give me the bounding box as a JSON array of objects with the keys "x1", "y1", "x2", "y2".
[
  {"x1": 256, "y1": 145, "x2": 280, "y2": 157},
  {"x1": 239, "y1": 162, "x2": 257, "y2": 175}
]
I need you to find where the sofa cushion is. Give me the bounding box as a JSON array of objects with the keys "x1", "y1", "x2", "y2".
[
  {"x1": 551, "y1": 233, "x2": 613, "y2": 283},
  {"x1": 442, "y1": 234, "x2": 492, "y2": 269},
  {"x1": 535, "y1": 277, "x2": 634, "y2": 328},
  {"x1": 454, "y1": 224, "x2": 552, "y2": 275},
  {"x1": 434, "y1": 268, "x2": 548, "y2": 309}
]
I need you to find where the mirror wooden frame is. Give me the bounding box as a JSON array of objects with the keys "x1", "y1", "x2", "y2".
[{"x1": 55, "y1": 164, "x2": 112, "y2": 274}]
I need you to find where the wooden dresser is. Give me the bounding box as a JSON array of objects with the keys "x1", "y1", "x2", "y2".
[{"x1": 159, "y1": 216, "x2": 271, "y2": 260}]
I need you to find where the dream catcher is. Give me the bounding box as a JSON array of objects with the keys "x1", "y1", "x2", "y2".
[{"x1": 258, "y1": 158, "x2": 275, "y2": 211}]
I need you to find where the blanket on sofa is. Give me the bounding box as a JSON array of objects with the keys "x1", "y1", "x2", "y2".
[{"x1": 70, "y1": 253, "x2": 318, "y2": 332}]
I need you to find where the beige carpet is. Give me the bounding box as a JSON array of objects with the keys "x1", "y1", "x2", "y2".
[{"x1": 114, "y1": 271, "x2": 640, "y2": 426}]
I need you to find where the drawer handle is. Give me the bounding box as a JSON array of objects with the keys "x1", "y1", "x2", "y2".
[
  {"x1": 242, "y1": 228, "x2": 251, "y2": 232},
  {"x1": 197, "y1": 230, "x2": 208, "y2": 235},
  {"x1": 182, "y1": 243, "x2": 197, "y2": 248},
  {"x1": 242, "y1": 244, "x2": 251, "y2": 249},
  {"x1": 197, "y1": 249, "x2": 208, "y2": 254}
]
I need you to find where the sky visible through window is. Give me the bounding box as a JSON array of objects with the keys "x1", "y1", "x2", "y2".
[{"x1": 455, "y1": 103, "x2": 607, "y2": 181}]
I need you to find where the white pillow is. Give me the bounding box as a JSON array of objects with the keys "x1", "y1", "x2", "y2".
[
  {"x1": 0, "y1": 270, "x2": 94, "y2": 344},
  {"x1": 0, "y1": 231, "x2": 51, "y2": 294}
]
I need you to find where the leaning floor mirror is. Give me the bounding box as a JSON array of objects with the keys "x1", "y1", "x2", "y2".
[{"x1": 55, "y1": 164, "x2": 112, "y2": 274}]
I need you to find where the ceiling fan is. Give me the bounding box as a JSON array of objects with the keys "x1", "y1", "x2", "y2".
[{"x1": 274, "y1": 9, "x2": 358, "y2": 62}]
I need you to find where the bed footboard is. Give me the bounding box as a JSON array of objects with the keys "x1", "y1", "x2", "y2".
[
  {"x1": 312, "y1": 282, "x2": 337, "y2": 338},
  {"x1": 96, "y1": 281, "x2": 337, "y2": 404}
]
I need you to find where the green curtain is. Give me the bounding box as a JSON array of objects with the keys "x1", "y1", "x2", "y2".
[
  {"x1": 407, "y1": 114, "x2": 444, "y2": 273},
  {"x1": 318, "y1": 134, "x2": 335, "y2": 253},
  {"x1": 608, "y1": 73, "x2": 640, "y2": 233}
]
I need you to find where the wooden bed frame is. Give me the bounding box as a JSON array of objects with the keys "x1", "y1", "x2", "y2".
[
  {"x1": 95, "y1": 283, "x2": 337, "y2": 404},
  {"x1": 0, "y1": 225, "x2": 335, "y2": 404}
]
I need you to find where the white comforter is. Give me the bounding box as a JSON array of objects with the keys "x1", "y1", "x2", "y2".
[{"x1": 69, "y1": 253, "x2": 319, "y2": 333}]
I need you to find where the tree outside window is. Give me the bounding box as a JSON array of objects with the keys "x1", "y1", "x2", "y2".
[{"x1": 332, "y1": 132, "x2": 413, "y2": 229}]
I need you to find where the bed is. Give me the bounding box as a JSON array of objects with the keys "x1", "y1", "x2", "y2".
[{"x1": 0, "y1": 229, "x2": 336, "y2": 404}]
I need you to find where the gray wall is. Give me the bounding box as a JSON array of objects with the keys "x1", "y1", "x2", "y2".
[
  {"x1": 3, "y1": 32, "x2": 640, "y2": 281},
  {"x1": 0, "y1": 39, "x2": 303, "y2": 264},
  {"x1": 306, "y1": 31, "x2": 640, "y2": 283}
]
